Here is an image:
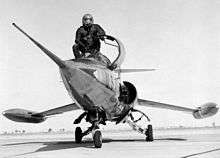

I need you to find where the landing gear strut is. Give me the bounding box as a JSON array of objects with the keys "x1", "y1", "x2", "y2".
[
  {"x1": 75, "y1": 124, "x2": 102, "y2": 148},
  {"x1": 73, "y1": 107, "x2": 106, "y2": 148},
  {"x1": 126, "y1": 109, "x2": 154, "y2": 141}
]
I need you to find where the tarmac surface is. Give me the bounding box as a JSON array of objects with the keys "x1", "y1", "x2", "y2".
[{"x1": 0, "y1": 128, "x2": 220, "y2": 158}]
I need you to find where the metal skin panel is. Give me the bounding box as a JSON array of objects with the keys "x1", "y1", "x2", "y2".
[
  {"x1": 60, "y1": 59, "x2": 123, "y2": 120},
  {"x1": 10, "y1": 23, "x2": 132, "y2": 122}
]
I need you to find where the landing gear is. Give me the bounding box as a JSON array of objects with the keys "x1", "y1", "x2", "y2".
[
  {"x1": 75, "y1": 127, "x2": 83, "y2": 143},
  {"x1": 74, "y1": 124, "x2": 102, "y2": 148},
  {"x1": 145, "y1": 124, "x2": 153, "y2": 141},
  {"x1": 73, "y1": 107, "x2": 106, "y2": 148},
  {"x1": 126, "y1": 109, "x2": 154, "y2": 142}
]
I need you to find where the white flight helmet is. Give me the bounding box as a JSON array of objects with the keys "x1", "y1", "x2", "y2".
[{"x1": 82, "y1": 14, "x2": 94, "y2": 27}]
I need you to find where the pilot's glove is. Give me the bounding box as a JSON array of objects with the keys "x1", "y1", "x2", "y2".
[{"x1": 98, "y1": 35, "x2": 105, "y2": 41}]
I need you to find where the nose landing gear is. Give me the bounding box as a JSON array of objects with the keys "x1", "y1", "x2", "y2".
[
  {"x1": 74, "y1": 107, "x2": 106, "y2": 148},
  {"x1": 74, "y1": 123, "x2": 103, "y2": 148}
]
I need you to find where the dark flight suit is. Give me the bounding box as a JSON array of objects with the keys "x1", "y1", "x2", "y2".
[{"x1": 72, "y1": 24, "x2": 105, "y2": 59}]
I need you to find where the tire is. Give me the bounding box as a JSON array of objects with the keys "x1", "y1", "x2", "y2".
[
  {"x1": 93, "y1": 130, "x2": 102, "y2": 148},
  {"x1": 75, "y1": 127, "x2": 82, "y2": 143},
  {"x1": 145, "y1": 125, "x2": 153, "y2": 142}
]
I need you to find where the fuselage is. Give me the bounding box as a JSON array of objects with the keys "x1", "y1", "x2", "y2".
[
  {"x1": 9, "y1": 24, "x2": 132, "y2": 123},
  {"x1": 60, "y1": 57, "x2": 134, "y2": 121}
]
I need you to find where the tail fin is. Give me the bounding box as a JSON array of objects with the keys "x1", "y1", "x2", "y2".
[{"x1": 12, "y1": 23, "x2": 66, "y2": 68}]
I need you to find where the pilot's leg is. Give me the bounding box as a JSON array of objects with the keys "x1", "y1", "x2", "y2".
[{"x1": 72, "y1": 44, "x2": 82, "y2": 59}]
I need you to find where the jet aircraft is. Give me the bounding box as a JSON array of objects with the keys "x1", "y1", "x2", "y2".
[{"x1": 2, "y1": 23, "x2": 219, "y2": 148}]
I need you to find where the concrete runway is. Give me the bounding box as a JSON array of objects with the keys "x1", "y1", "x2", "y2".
[{"x1": 1, "y1": 128, "x2": 220, "y2": 158}]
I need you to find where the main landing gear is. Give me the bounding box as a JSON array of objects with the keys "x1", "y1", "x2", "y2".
[
  {"x1": 73, "y1": 107, "x2": 106, "y2": 148},
  {"x1": 75, "y1": 127, "x2": 83, "y2": 143},
  {"x1": 126, "y1": 109, "x2": 154, "y2": 142}
]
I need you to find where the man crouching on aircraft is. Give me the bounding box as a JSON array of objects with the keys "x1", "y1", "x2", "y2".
[{"x1": 72, "y1": 14, "x2": 106, "y2": 59}]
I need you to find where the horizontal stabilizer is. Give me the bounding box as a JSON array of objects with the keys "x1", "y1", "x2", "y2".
[
  {"x1": 138, "y1": 99, "x2": 194, "y2": 112},
  {"x1": 138, "y1": 99, "x2": 219, "y2": 119},
  {"x1": 116, "y1": 69, "x2": 156, "y2": 73}
]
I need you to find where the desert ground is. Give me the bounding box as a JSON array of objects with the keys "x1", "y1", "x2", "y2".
[{"x1": 0, "y1": 127, "x2": 220, "y2": 158}]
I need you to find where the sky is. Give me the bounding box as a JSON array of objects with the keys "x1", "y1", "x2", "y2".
[{"x1": 1, "y1": 0, "x2": 220, "y2": 133}]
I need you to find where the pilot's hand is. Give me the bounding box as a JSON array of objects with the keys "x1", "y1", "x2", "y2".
[{"x1": 98, "y1": 35, "x2": 105, "y2": 41}]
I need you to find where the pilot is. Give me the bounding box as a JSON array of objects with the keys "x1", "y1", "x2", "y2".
[{"x1": 72, "y1": 14, "x2": 106, "y2": 59}]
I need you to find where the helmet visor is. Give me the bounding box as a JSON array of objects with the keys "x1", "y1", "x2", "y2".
[{"x1": 84, "y1": 18, "x2": 93, "y2": 25}]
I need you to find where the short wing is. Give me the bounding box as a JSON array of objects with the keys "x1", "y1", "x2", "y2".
[
  {"x1": 137, "y1": 99, "x2": 219, "y2": 119},
  {"x1": 138, "y1": 99, "x2": 194, "y2": 113},
  {"x1": 33, "y1": 103, "x2": 80, "y2": 117}
]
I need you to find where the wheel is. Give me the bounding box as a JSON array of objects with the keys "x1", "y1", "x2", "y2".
[
  {"x1": 75, "y1": 127, "x2": 82, "y2": 143},
  {"x1": 145, "y1": 124, "x2": 153, "y2": 142},
  {"x1": 93, "y1": 130, "x2": 102, "y2": 148}
]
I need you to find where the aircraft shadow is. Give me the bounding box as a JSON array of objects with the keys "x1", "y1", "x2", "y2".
[
  {"x1": 2, "y1": 137, "x2": 187, "y2": 157},
  {"x1": 2, "y1": 138, "x2": 187, "y2": 148}
]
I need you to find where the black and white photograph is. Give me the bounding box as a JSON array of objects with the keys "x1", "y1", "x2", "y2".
[{"x1": 0, "y1": 0, "x2": 220, "y2": 157}]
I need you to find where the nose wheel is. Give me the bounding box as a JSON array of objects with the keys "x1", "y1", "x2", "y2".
[
  {"x1": 74, "y1": 107, "x2": 106, "y2": 148},
  {"x1": 74, "y1": 124, "x2": 103, "y2": 148}
]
